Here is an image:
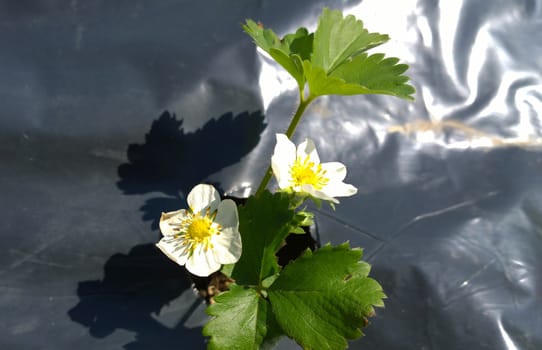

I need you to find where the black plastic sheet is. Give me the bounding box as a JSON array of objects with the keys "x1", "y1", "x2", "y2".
[{"x1": 1, "y1": 1, "x2": 541, "y2": 349}]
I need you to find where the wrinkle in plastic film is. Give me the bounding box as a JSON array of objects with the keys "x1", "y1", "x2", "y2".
[
  {"x1": 249, "y1": 1, "x2": 542, "y2": 349},
  {"x1": 0, "y1": 0, "x2": 541, "y2": 349}
]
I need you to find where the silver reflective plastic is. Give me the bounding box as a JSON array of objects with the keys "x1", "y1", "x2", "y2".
[
  {"x1": 242, "y1": 1, "x2": 542, "y2": 349},
  {"x1": 1, "y1": 0, "x2": 540, "y2": 349}
]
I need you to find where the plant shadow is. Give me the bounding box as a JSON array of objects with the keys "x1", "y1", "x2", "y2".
[
  {"x1": 117, "y1": 110, "x2": 266, "y2": 230},
  {"x1": 68, "y1": 244, "x2": 205, "y2": 349},
  {"x1": 69, "y1": 110, "x2": 266, "y2": 348}
]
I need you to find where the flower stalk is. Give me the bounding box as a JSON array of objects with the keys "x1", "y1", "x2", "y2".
[{"x1": 255, "y1": 95, "x2": 315, "y2": 197}]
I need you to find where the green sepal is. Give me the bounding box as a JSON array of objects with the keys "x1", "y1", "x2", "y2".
[
  {"x1": 308, "y1": 195, "x2": 323, "y2": 208},
  {"x1": 262, "y1": 274, "x2": 279, "y2": 289},
  {"x1": 289, "y1": 225, "x2": 306, "y2": 234},
  {"x1": 220, "y1": 263, "x2": 235, "y2": 277},
  {"x1": 297, "y1": 210, "x2": 314, "y2": 226}
]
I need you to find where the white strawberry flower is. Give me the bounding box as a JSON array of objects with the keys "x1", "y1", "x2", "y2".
[
  {"x1": 271, "y1": 134, "x2": 357, "y2": 203},
  {"x1": 157, "y1": 184, "x2": 242, "y2": 277}
]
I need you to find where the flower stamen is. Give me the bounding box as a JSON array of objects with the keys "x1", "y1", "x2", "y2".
[
  {"x1": 289, "y1": 156, "x2": 329, "y2": 190},
  {"x1": 178, "y1": 213, "x2": 221, "y2": 252}
]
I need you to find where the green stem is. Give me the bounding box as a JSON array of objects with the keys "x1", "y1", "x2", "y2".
[
  {"x1": 284, "y1": 95, "x2": 314, "y2": 139},
  {"x1": 255, "y1": 95, "x2": 315, "y2": 197}
]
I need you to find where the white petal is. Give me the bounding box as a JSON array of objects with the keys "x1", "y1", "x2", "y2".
[
  {"x1": 271, "y1": 159, "x2": 293, "y2": 189},
  {"x1": 323, "y1": 182, "x2": 358, "y2": 198},
  {"x1": 301, "y1": 184, "x2": 338, "y2": 203},
  {"x1": 320, "y1": 162, "x2": 347, "y2": 182},
  {"x1": 271, "y1": 134, "x2": 296, "y2": 189},
  {"x1": 159, "y1": 209, "x2": 187, "y2": 236},
  {"x1": 187, "y1": 184, "x2": 221, "y2": 215},
  {"x1": 274, "y1": 134, "x2": 296, "y2": 162},
  {"x1": 156, "y1": 238, "x2": 189, "y2": 266},
  {"x1": 297, "y1": 138, "x2": 320, "y2": 164},
  {"x1": 185, "y1": 245, "x2": 221, "y2": 277},
  {"x1": 214, "y1": 199, "x2": 238, "y2": 230},
  {"x1": 212, "y1": 227, "x2": 242, "y2": 264}
]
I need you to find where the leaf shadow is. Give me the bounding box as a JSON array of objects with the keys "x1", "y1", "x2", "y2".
[
  {"x1": 69, "y1": 110, "x2": 266, "y2": 348},
  {"x1": 117, "y1": 109, "x2": 266, "y2": 229},
  {"x1": 68, "y1": 244, "x2": 205, "y2": 349}
]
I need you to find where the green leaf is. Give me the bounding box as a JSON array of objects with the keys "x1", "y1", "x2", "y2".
[
  {"x1": 245, "y1": 8, "x2": 415, "y2": 101},
  {"x1": 304, "y1": 59, "x2": 415, "y2": 100},
  {"x1": 243, "y1": 19, "x2": 283, "y2": 53},
  {"x1": 312, "y1": 8, "x2": 389, "y2": 73},
  {"x1": 204, "y1": 284, "x2": 269, "y2": 350},
  {"x1": 231, "y1": 191, "x2": 302, "y2": 285},
  {"x1": 260, "y1": 304, "x2": 286, "y2": 349},
  {"x1": 243, "y1": 21, "x2": 313, "y2": 61},
  {"x1": 282, "y1": 27, "x2": 313, "y2": 61},
  {"x1": 269, "y1": 49, "x2": 305, "y2": 90},
  {"x1": 243, "y1": 20, "x2": 311, "y2": 91},
  {"x1": 331, "y1": 53, "x2": 415, "y2": 99},
  {"x1": 268, "y1": 243, "x2": 385, "y2": 350}
]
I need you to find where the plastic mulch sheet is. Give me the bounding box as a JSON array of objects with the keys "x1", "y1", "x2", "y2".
[{"x1": 1, "y1": 1, "x2": 541, "y2": 349}]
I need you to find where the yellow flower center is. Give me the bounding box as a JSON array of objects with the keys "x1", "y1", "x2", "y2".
[
  {"x1": 187, "y1": 216, "x2": 213, "y2": 241},
  {"x1": 290, "y1": 156, "x2": 329, "y2": 190},
  {"x1": 181, "y1": 213, "x2": 220, "y2": 251}
]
